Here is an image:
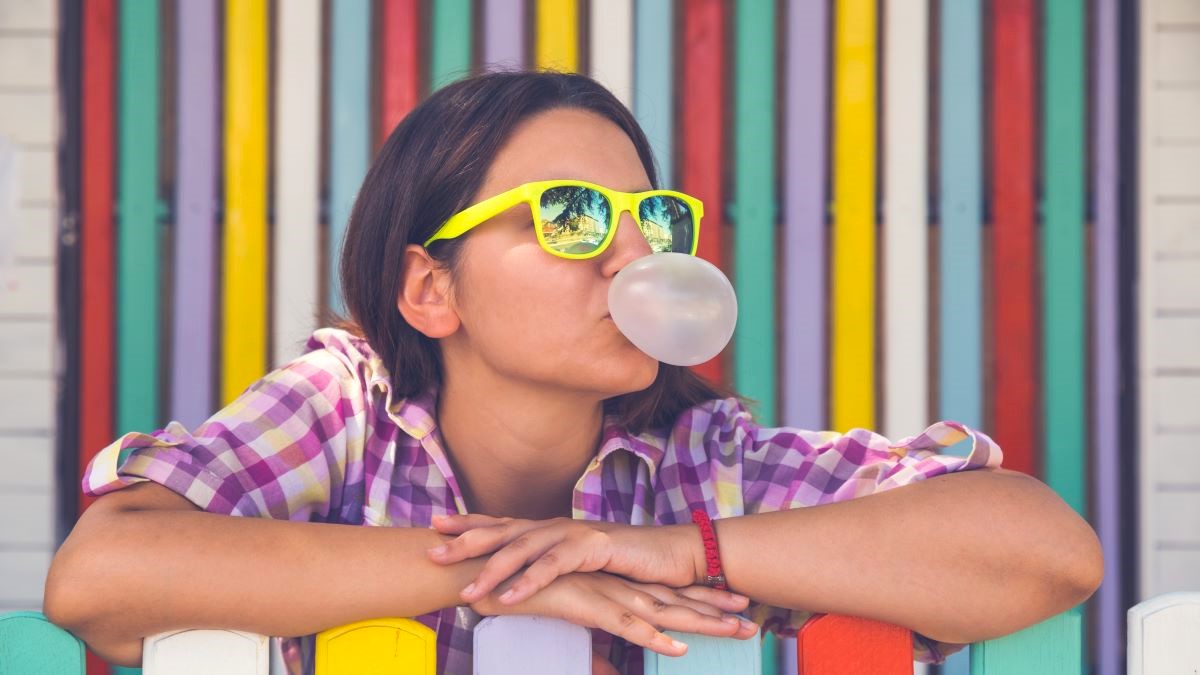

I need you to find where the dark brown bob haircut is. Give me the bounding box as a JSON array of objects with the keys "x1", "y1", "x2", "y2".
[{"x1": 325, "y1": 69, "x2": 743, "y2": 435}]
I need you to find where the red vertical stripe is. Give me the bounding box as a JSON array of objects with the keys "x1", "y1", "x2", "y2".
[
  {"x1": 991, "y1": 0, "x2": 1038, "y2": 477},
  {"x1": 379, "y1": 0, "x2": 421, "y2": 150},
  {"x1": 79, "y1": 0, "x2": 116, "y2": 514},
  {"x1": 79, "y1": 5, "x2": 116, "y2": 673},
  {"x1": 681, "y1": 0, "x2": 727, "y2": 386}
]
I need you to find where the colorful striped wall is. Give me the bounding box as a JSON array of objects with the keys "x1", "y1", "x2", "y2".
[{"x1": 22, "y1": 1, "x2": 1197, "y2": 675}]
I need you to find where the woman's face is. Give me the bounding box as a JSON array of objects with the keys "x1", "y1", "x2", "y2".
[{"x1": 445, "y1": 107, "x2": 660, "y2": 398}]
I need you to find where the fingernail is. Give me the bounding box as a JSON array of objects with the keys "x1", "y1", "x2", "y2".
[
  {"x1": 429, "y1": 544, "x2": 447, "y2": 556},
  {"x1": 722, "y1": 615, "x2": 741, "y2": 624},
  {"x1": 670, "y1": 639, "x2": 687, "y2": 652},
  {"x1": 739, "y1": 619, "x2": 758, "y2": 632},
  {"x1": 499, "y1": 588, "x2": 515, "y2": 603},
  {"x1": 731, "y1": 593, "x2": 750, "y2": 602},
  {"x1": 461, "y1": 583, "x2": 476, "y2": 597}
]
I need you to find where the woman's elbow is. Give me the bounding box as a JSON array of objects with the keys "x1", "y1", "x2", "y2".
[
  {"x1": 1064, "y1": 520, "x2": 1104, "y2": 604},
  {"x1": 43, "y1": 544, "x2": 92, "y2": 632},
  {"x1": 44, "y1": 546, "x2": 144, "y2": 667}
]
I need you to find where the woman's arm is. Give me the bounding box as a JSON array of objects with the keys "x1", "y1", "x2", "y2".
[
  {"x1": 708, "y1": 467, "x2": 1104, "y2": 644},
  {"x1": 44, "y1": 482, "x2": 755, "y2": 667},
  {"x1": 43, "y1": 482, "x2": 484, "y2": 666}
]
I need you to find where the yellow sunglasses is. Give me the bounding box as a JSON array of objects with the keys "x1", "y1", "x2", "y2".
[{"x1": 423, "y1": 179, "x2": 704, "y2": 260}]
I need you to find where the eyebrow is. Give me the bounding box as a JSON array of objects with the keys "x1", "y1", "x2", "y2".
[{"x1": 528, "y1": 175, "x2": 653, "y2": 193}]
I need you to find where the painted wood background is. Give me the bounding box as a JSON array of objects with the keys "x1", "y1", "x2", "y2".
[{"x1": 0, "y1": 1, "x2": 1196, "y2": 675}]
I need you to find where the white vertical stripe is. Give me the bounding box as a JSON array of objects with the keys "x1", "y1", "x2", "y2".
[
  {"x1": 272, "y1": 0, "x2": 323, "y2": 367},
  {"x1": 883, "y1": 4, "x2": 930, "y2": 672},
  {"x1": 882, "y1": 2, "x2": 929, "y2": 440},
  {"x1": 588, "y1": 0, "x2": 633, "y2": 110}
]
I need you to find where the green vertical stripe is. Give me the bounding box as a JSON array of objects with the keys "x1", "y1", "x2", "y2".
[
  {"x1": 733, "y1": 0, "x2": 777, "y2": 430},
  {"x1": 431, "y1": 0, "x2": 472, "y2": 91},
  {"x1": 117, "y1": 0, "x2": 160, "y2": 435},
  {"x1": 1042, "y1": 0, "x2": 1086, "y2": 516}
]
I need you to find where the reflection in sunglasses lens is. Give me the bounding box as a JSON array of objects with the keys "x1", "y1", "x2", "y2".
[
  {"x1": 540, "y1": 186, "x2": 612, "y2": 254},
  {"x1": 638, "y1": 196, "x2": 693, "y2": 254}
]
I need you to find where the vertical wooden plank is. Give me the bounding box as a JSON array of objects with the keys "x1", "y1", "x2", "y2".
[
  {"x1": 882, "y1": 0, "x2": 929, "y2": 440},
  {"x1": 733, "y1": 0, "x2": 778, "y2": 426},
  {"x1": 272, "y1": 0, "x2": 321, "y2": 367},
  {"x1": 1091, "y1": 0, "x2": 1123, "y2": 673},
  {"x1": 782, "y1": 0, "x2": 828, "y2": 430},
  {"x1": 882, "y1": 3, "x2": 929, "y2": 671},
  {"x1": 73, "y1": 1, "x2": 116, "y2": 670},
  {"x1": 171, "y1": 0, "x2": 217, "y2": 428},
  {"x1": 969, "y1": 607, "x2": 1083, "y2": 675},
  {"x1": 830, "y1": 0, "x2": 876, "y2": 432},
  {"x1": 473, "y1": 616, "x2": 590, "y2": 674},
  {"x1": 221, "y1": 0, "x2": 268, "y2": 406},
  {"x1": 644, "y1": 631, "x2": 761, "y2": 675},
  {"x1": 142, "y1": 629, "x2": 269, "y2": 674},
  {"x1": 734, "y1": 0, "x2": 779, "y2": 669},
  {"x1": 535, "y1": 0, "x2": 578, "y2": 73},
  {"x1": 315, "y1": 618, "x2": 436, "y2": 674},
  {"x1": 634, "y1": 0, "x2": 672, "y2": 187},
  {"x1": 56, "y1": 0, "x2": 84, "y2": 537},
  {"x1": 588, "y1": 0, "x2": 632, "y2": 109},
  {"x1": 682, "y1": 0, "x2": 728, "y2": 387},
  {"x1": 1127, "y1": 592, "x2": 1200, "y2": 675},
  {"x1": 482, "y1": 0, "x2": 525, "y2": 71},
  {"x1": 78, "y1": 0, "x2": 115, "y2": 517},
  {"x1": 117, "y1": 0, "x2": 160, "y2": 435},
  {"x1": 1041, "y1": 0, "x2": 1086, "y2": 515},
  {"x1": 936, "y1": 0, "x2": 979, "y2": 641},
  {"x1": 990, "y1": 0, "x2": 1037, "y2": 478},
  {"x1": 0, "y1": 611, "x2": 86, "y2": 675},
  {"x1": 430, "y1": 0, "x2": 471, "y2": 91},
  {"x1": 379, "y1": 0, "x2": 420, "y2": 145},
  {"x1": 326, "y1": 0, "x2": 371, "y2": 317},
  {"x1": 795, "y1": 614, "x2": 912, "y2": 675},
  {"x1": 937, "y1": 0, "x2": 982, "y2": 441}
]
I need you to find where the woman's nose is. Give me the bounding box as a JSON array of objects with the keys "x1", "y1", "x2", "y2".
[{"x1": 603, "y1": 210, "x2": 653, "y2": 272}]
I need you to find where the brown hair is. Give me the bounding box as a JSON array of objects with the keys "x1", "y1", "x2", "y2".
[{"x1": 324, "y1": 69, "x2": 745, "y2": 434}]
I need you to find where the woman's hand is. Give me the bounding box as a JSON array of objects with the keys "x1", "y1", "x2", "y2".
[
  {"x1": 427, "y1": 514, "x2": 704, "y2": 605},
  {"x1": 470, "y1": 571, "x2": 759, "y2": 658}
]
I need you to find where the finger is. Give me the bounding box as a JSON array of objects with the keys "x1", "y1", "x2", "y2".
[
  {"x1": 499, "y1": 542, "x2": 596, "y2": 605},
  {"x1": 430, "y1": 513, "x2": 511, "y2": 534},
  {"x1": 461, "y1": 533, "x2": 562, "y2": 602},
  {"x1": 632, "y1": 584, "x2": 726, "y2": 620},
  {"x1": 430, "y1": 519, "x2": 545, "y2": 564},
  {"x1": 674, "y1": 585, "x2": 752, "y2": 613},
  {"x1": 613, "y1": 586, "x2": 756, "y2": 641},
  {"x1": 587, "y1": 594, "x2": 689, "y2": 657}
]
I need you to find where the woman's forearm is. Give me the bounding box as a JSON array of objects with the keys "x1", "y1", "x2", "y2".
[
  {"x1": 704, "y1": 468, "x2": 1103, "y2": 644},
  {"x1": 44, "y1": 483, "x2": 480, "y2": 665}
]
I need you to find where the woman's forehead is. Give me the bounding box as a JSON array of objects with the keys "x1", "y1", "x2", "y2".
[{"x1": 487, "y1": 109, "x2": 649, "y2": 187}]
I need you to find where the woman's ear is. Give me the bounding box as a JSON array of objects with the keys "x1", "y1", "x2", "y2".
[{"x1": 397, "y1": 244, "x2": 461, "y2": 338}]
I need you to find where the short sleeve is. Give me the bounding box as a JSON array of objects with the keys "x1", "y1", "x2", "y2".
[
  {"x1": 707, "y1": 398, "x2": 1005, "y2": 664},
  {"x1": 82, "y1": 347, "x2": 366, "y2": 522}
]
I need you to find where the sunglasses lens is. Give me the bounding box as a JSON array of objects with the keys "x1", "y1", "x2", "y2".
[
  {"x1": 638, "y1": 195, "x2": 695, "y2": 254},
  {"x1": 540, "y1": 186, "x2": 613, "y2": 255}
]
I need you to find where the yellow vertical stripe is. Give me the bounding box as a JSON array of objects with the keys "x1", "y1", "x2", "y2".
[
  {"x1": 831, "y1": 0, "x2": 876, "y2": 431},
  {"x1": 222, "y1": 0, "x2": 268, "y2": 405},
  {"x1": 535, "y1": 0, "x2": 578, "y2": 72}
]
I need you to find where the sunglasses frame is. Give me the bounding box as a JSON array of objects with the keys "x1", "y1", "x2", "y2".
[{"x1": 422, "y1": 179, "x2": 704, "y2": 260}]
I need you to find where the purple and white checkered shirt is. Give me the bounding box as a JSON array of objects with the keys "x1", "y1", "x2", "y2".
[{"x1": 84, "y1": 327, "x2": 1003, "y2": 673}]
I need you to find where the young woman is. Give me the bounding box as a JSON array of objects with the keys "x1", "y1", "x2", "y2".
[{"x1": 44, "y1": 71, "x2": 1103, "y2": 675}]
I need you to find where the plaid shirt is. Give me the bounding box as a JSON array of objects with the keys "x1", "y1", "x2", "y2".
[{"x1": 83, "y1": 327, "x2": 1003, "y2": 674}]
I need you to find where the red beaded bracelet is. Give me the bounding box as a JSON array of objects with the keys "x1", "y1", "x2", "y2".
[{"x1": 691, "y1": 509, "x2": 727, "y2": 590}]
